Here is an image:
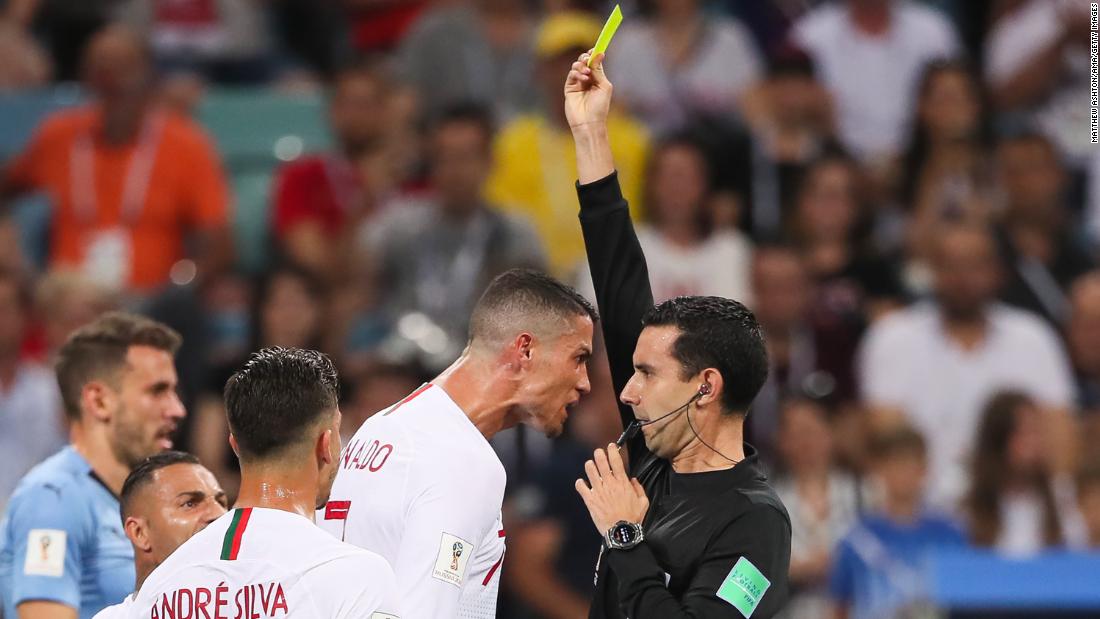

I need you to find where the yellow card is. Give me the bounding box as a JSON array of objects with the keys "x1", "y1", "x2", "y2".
[{"x1": 588, "y1": 4, "x2": 623, "y2": 66}]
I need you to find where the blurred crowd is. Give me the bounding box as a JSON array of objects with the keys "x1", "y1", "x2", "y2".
[{"x1": 0, "y1": 0, "x2": 1099, "y2": 617}]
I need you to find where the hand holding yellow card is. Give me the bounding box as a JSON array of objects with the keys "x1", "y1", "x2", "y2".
[{"x1": 588, "y1": 4, "x2": 623, "y2": 67}]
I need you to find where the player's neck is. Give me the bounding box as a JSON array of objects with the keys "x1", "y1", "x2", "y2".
[
  {"x1": 434, "y1": 355, "x2": 517, "y2": 440},
  {"x1": 70, "y1": 422, "x2": 131, "y2": 496},
  {"x1": 235, "y1": 467, "x2": 320, "y2": 522},
  {"x1": 134, "y1": 558, "x2": 156, "y2": 593},
  {"x1": 670, "y1": 412, "x2": 746, "y2": 474}
]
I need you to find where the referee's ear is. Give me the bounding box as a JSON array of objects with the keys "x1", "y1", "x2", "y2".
[{"x1": 696, "y1": 369, "x2": 724, "y2": 409}]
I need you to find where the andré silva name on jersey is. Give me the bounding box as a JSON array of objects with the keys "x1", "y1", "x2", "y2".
[{"x1": 147, "y1": 580, "x2": 288, "y2": 619}]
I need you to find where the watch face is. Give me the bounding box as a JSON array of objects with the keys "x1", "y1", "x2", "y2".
[{"x1": 611, "y1": 523, "x2": 637, "y2": 545}]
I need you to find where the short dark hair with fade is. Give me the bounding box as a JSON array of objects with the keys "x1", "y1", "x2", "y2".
[
  {"x1": 120, "y1": 450, "x2": 200, "y2": 519},
  {"x1": 223, "y1": 347, "x2": 340, "y2": 460},
  {"x1": 55, "y1": 311, "x2": 182, "y2": 420},
  {"x1": 468, "y1": 269, "x2": 598, "y2": 348},
  {"x1": 642, "y1": 296, "x2": 768, "y2": 414}
]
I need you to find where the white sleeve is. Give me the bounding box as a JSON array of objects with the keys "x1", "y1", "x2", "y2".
[
  {"x1": 857, "y1": 318, "x2": 909, "y2": 406},
  {"x1": 305, "y1": 552, "x2": 397, "y2": 619},
  {"x1": 1022, "y1": 322, "x2": 1075, "y2": 408},
  {"x1": 926, "y1": 10, "x2": 961, "y2": 59},
  {"x1": 391, "y1": 466, "x2": 492, "y2": 619}
]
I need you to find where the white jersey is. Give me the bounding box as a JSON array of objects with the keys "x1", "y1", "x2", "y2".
[
  {"x1": 128, "y1": 507, "x2": 399, "y2": 619},
  {"x1": 320, "y1": 384, "x2": 507, "y2": 619}
]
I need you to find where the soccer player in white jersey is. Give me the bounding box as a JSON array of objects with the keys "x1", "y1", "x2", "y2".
[
  {"x1": 322, "y1": 268, "x2": 597, "y2": 618},
  {"x1": 127, "y1": 347, "x2": 400, "y2": 619},
  {"x1": 93, "y1": 452, "x2": 228, "y2": 619}
]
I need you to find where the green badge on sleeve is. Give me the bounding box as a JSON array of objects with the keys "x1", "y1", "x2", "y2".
[{"x1": 715, "y1": 557, "x2": 771, "y2": 618}]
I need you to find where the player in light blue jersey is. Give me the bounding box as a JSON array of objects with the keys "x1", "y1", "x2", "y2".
[{"x1": 0, "y1": 312, "x2": 185, "y2": 619}]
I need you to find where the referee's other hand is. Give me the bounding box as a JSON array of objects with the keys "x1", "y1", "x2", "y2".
[{"x1": 576, "y1": 443, "x2": 650, "y2": 534}]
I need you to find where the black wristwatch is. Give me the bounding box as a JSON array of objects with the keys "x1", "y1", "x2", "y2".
[{"x1": 605, "y1": 520, "x2": 644, "y2": 550}]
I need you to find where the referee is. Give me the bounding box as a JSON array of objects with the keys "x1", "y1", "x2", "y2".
[{"x1": 567, "y1": 52, "x2": 792, "y2": 618}]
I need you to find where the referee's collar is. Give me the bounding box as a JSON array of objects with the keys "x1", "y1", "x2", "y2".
[{"x1": 666, "y1": 442, "x2": 765, "y2": 493}]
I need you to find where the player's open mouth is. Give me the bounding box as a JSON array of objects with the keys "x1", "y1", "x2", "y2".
[{"x1": 156, "y1": 428, "x2": 176, "y2": 449}]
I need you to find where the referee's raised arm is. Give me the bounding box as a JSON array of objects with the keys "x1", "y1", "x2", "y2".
[
  {"x1": 566, "y1": 51, "x2": 654, "y2": 447},
  {"x1": 566, "y1": 51, "x2": 791, "y2": 619}
]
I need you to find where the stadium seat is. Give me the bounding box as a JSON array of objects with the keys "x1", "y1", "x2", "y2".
[
  {"x1": 197, "y1": 90, "x2": 331, "y2": 170},
  {"x1": 0, "y1": 87, "x2": 83, "y2": 158},
  {"x1": 230, "y1": 168, "x2": 276, "y2": 273}
]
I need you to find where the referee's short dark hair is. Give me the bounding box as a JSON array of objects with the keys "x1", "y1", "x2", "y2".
[
  {"x1": 224, "y1": 347, "x2": 340, "y2": 460},
  {"x1": 120, "y1": 451, "x2": 200, "y2": 519},
  {"x1": 642, "y1": 296, "x2": 768, "y2": 415},
  {"x1": 468, "y1": 269, "x2": 598, "y2": 349}
]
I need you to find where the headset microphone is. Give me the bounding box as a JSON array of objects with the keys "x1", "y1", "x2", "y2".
[{"x1": 615, "y1": 385, "x2": 710, "y2": 447}]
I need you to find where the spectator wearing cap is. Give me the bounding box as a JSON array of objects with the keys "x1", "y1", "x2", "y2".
[
  {"x1": 0, "y1": 25, "x2": 232, "y2": 296},
  {"x1": 790, "y1": 0, "x2": 959, "y2": 165},
  {"x1": 858, "y1": 223, "x2": 1075, "y2": 508},
  {"x1": 604, "y1": 0, "x2": 763, "y2": 133},
  {"x1": 486, "y1": 11, "x2": 649, "y2": 278}
]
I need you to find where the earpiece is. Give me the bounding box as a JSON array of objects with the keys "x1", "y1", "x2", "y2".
[{"x1": 698, "y1": 383, "x2": 711, "y2": 396}]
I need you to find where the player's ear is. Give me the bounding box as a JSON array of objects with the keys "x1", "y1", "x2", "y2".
[
  {"x1": 512, "y1": 333, "x2": 535, "y2": 368},
  {"x1": 124, "y1": 516, "x2": 153, "y2": 553},
  {"x1": 317, "y1": 427, "x2": 335, "y2": 466},
  {"x1": 83, "y1": 380, "x2": 115, "y2": 423},
  {"x1": 228, "y1": 434, "x2": 240, "y2": 458}
]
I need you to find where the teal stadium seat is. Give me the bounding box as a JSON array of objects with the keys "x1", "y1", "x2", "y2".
[
  {"x1": 197, "y1": 90, "x2": 330, "y2": 171},
  {"x1": 197, "y1": 90, "x2": 331, "y2": 272},
  {"x1": 0, "y1": 88, "x2": 83, "y2": 268}
]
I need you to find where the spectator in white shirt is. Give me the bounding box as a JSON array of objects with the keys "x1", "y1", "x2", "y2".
[
  {"x1": 986, "y1": 0, "x2": 1092, "y2": 169},
  {"x1": 636, "y1": 135, "x2": 752, "y2": 304},
  {"x1": 858, "y1": 223, "x2": 1075, "y2": 508},
  {"x1": 576, "y1": 135, "x2": 752, "y2": 307},
  {"x1": 790, "y1": 0, "x2": 959, "y2": 165}
]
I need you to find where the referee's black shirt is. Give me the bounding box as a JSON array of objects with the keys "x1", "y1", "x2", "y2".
[{"x1": 578, "y1": 172, "x2": 792, "y2": 619}]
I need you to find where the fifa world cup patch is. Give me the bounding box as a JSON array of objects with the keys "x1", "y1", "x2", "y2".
[
  {"x1": 715, "y1": 557, "x2": 770, "y2": 618},
  {"x1": 24, "y1": 529, "x2": 66, "y2": 577},
  {"x1": 432, "y1": 532, "x2": 474, "y2": 587}
]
